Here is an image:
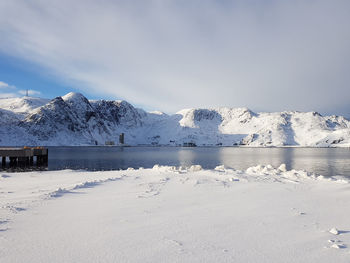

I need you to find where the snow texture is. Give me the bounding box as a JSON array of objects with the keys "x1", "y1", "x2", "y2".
[
  {"x1": 1, "y1": 165, "x2": 350, "y2": 262},
  {"x1": 0, "y1": 92, "x2": 349, "y2": 146}
]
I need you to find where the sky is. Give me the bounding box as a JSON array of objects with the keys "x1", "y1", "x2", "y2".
[{"x1": 0, "y1": 0, "x2": 349, "y2": 116}]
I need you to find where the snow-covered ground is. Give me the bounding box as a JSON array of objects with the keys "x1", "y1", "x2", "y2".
[
  {"x1": 0, "y1": 92, "x2": 349, "y2": 147},
  {"x1": 1, "y1": 165, "x2": 350, "y2": 262}
]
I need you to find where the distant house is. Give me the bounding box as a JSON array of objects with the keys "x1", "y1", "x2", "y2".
[
  {"x1": 105, "y1": 141, "x2": 115, "y2": 146},
  {"x1": 183, "y1": 142, "x2": 197, "y2": 147}
]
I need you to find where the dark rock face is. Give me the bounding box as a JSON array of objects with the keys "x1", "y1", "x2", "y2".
[
  {"x1": 91, "y1": 100, "x2": 143, "y2": 127},
  {"x1": 92, "y1": 100, "x2": 121, "y2": 124},
  {"x1": 22, "y1": 97, "x2": 77, "y2": 140},
  {"x1": 193, "y1": 109, "x2": 222, "y2": 122},
  {"x1": 17, "y1": 93, "x2": 144, "y2": 144}
]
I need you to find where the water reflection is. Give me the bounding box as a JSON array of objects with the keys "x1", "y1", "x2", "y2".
[
  {"x1": 178, "y1": 148, "x2": 196, "y2": 167},
  {"x1": 219, "y1": 147, "x2": 296, "y2": 170},
  {"x1": 47, "y1": 146, "x2": 350, "y2": 177}
]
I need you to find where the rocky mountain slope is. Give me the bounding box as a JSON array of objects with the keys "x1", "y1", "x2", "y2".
[{"x1": 0, "y1": 92, "x2": 349, "y2": 147}]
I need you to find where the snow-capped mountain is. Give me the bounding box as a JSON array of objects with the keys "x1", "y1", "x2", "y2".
[{"x1": 0, "y1": 92, "x2": 349, "y2": 147}]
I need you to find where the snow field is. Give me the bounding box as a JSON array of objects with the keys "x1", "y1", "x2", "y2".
[{"x1": 0, "y1": 165, "x2": 350, "y2": 262}]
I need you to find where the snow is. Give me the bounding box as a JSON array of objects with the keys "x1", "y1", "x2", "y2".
[
  {"x1": 0, "y1": 92, "x2": 349, "y2": 147},
  {"x1": 1, "y1": 165, "x2": 350, "y2": 262},
  {"x1": 331, "y1": 244, "x2": 345, "y2": 249},
  {"x1": 0, "y1": 96, "x2": 49, "y2": 117},
  {"x1": 330, "y1": 228, "x2": 340, "y2": 235}
]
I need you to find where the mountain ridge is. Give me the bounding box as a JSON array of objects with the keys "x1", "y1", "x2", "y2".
[{"x1": 0, "y1": 92, "x2": 349, "y2": 147}]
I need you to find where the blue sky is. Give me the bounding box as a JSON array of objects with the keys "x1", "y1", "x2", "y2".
[
  {"x1": 0, "y1": 54, "x2": 70, "y2": 98},
  {"x1": 0, "y1": 0, "x2": 349, "y2": 116},
  {"x1": 0, "y1": 53, "x2": 110, "y2": 101}
]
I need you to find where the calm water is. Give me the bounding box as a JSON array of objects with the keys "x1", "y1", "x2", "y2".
[{"x1": 48, "y1": 146, "x2": 350, "y2": 177}]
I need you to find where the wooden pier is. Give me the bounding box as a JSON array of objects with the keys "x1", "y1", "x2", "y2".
[{"x1": 0, "y1": 147, "x2": 48, "y2": 168}]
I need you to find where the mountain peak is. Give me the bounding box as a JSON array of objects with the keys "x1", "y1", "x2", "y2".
[{"x1": 61, "y1": 92, "x2": 87, "y2": 102}]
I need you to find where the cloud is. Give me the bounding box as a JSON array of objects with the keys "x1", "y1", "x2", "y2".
[
  {"x1": 0, "y1": 0, "x2": 349, "y2": 115},
  {"x1": 0, "y1": 80, "x2": 40, "y2": 97},
  {"x1": 0, "y1": 81, "x2": 9, "y2": 89},
  {"x1": 18, "y1": 89, "x2": 41, "y2": 96},
  {"x1": 0, "y1": 81, "x2": 17, "y2": 98},
  {"x1": 0, "y1": 93, "x2": 17, "y2": 98}
]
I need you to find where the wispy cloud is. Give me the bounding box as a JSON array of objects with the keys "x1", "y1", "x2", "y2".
[
  {"x1": 0, "y1": 93, "x2": 18, "y2": 99},
  {"x1": 0, "y1": 1, "x2": 349, "y2": 115},
  {"x1": 0, "y1": 80, "x2": 41, "y2": 98},
  {"x1": 18, "y1": 89, "x2": 41, "y2": 96},
  {"x1": 0, "y1": 81, "x2": 16, "y2": 90},
  {"x1": 0, "y1": 81, "x2": 9, "y2": 89}
]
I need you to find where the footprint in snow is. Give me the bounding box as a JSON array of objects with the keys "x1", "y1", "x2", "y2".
[
  {"x1": 164, "y1": 238, "x2": 183, "y2": 247},
  {"x1": 290, "y1": 208, "x2": 306, "y2": 216},
  {"x1": 324, "y1": 240, "x2": 347, "y2": 249},
  {"x1": 330, "y1": 243, "x2": 346, "y2": 249},
  {"x1": 326, "y1": 233, "x2": 349, "y2": 250},
  {"x1": 328, "y1": 227, "x2": 350, "y2": 235},
  {"x1": 229, "y1": 178, "x2": 239, "y2": 182},
  {"x1": 4, "y1": 205, "x2": 26, "y2": 213}
]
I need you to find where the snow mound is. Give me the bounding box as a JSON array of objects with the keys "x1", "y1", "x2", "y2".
[
  {"x1": 148, "y1": 164, "x2": 349, "y2": 184},
  {"x1": 243, "y1": 164, "x2": 349, "y2": 183},
  {"x1": 329, "y1": 228, "x2": 340, "y2": 235},
  {"x1": 48, "y1": 176, "x2": 125, "y2": 199},
  {"x1": 330, "y1": 243, "x2": 346, "y2": 249},
  {"x1": 149, "y1": 164, "x2": 348, "y2": 184},
  {"x1": 188, "y1": 165, "x2": 203, "y2": 172},
  {"x1": 152, "y1": 165, "x2": 179, "y2": 172},
  {"x1": 214, "y1": 165, "x2": 227, "y2": 172},
  {"x1": 152, "y1": 164, "x2": 203, "y2": 173}
]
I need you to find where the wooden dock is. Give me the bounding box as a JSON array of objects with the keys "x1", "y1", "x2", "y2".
[{"x1": 0, "y1": 147, "x2": 48, "y2": 168}]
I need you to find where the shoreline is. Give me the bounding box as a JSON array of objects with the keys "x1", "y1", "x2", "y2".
[{"x1": 1, "y1": 145, "x2": 350, "y2": 148}]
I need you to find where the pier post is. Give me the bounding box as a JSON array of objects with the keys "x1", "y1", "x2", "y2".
[
  {"x1": 9, "y1": 157, "x2": 17, "y2": 167},
  {"x1": 43, "y1": 149, "x2": 48, "y2": 165},
  {"x1": 30, "y1": 156, "x2": 34, "y2": 165},
  {"x1": 2, "y1": 156, "x2": 6, "y2": 167},
  {"x1": 18, "y1": 157, "x2": 26, "y2": 167},
  {"x1": 37, "y1": 155, "x2": 45, "y2": 166}
]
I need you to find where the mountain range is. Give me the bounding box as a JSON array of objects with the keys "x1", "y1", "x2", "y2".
[{"x1": 0, "y1": 92, "x2": 349, "y2": 147}]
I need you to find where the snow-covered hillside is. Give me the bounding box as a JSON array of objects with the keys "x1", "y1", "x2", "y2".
[
  {"x1": 0, "y1": 96, "x2": 49, "y2": 118},
  {"x1": 0, "y1": 92, "x2": 349, "y2": 147}
]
